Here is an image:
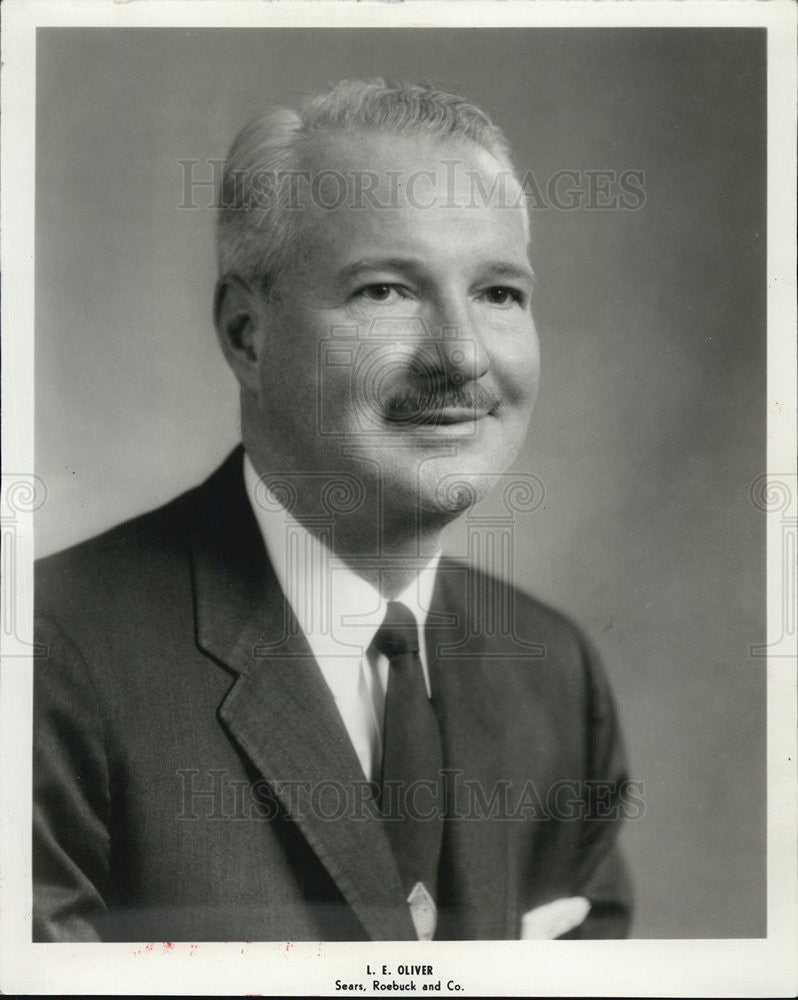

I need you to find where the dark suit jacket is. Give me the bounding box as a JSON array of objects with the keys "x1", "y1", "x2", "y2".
[{"x1": 33, "y1": 447, "x2": 632, "y2": 942}]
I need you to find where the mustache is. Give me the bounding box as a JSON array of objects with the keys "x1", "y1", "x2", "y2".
[{"x1": 383, "y1": 382, "x2": 500, "y2": 419}]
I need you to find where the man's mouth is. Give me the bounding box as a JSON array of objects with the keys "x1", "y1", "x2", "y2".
[
  {"x1": 383, "y1": 386, "x2": 499, "y2": 425},
  {"x1": 415, "y1": 406, "x2": 491, "y2": 425}
]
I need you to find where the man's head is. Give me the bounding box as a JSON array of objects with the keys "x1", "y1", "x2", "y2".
[{"x1": 214, "y1": 79, "x2": 540, "y2": 544}]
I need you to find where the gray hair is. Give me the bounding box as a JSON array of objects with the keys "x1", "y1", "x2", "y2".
[{"x1": 216, "y1": 78, "x2": 518, "y2": 298}]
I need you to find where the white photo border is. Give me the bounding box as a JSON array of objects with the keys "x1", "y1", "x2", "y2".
[{"x1": 1, "y1": 1, "x2": 795, "y2": 996}]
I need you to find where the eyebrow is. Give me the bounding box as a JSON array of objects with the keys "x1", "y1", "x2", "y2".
[
  {"x1": 480, "y1": 262, "x2": 537, "y2": 286},
  {"x1": 337, "y1": 257, "x2": 537, "y2": 286},
  {"x1": 337, "y1": 257, "x2": 422, "y2": 283}
]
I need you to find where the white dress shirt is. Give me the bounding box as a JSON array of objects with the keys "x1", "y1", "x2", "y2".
[{"x1": 243, "y1": 453, "x2": 440, "y2": 782}]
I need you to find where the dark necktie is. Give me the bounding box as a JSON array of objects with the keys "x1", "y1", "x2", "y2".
[{"x1": 375, "y1": 601, "x2": 444, "y2": 939}]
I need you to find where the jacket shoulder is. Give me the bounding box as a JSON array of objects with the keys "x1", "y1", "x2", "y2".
[
  {"x1": 437, "y1": 554, "x2": 594, "y2": 664},
  {"x1": 34, "y1": 449, "x2": 243, "y2": 624},
  {"x1": 36, "y1": 486, "x2": 195, "y2": 605}
]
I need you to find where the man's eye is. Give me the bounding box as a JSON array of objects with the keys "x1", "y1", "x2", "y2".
[
  {"x1": 355, "y1": 284, "x2": 404, "y2": 303},
  {"x1": 481, "y1": 286, "x2": 523, "y2": 307}
]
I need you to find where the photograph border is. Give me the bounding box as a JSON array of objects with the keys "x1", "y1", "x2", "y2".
[{"x1": 1, "y1": 1, "x2": 796, "y2": 996}]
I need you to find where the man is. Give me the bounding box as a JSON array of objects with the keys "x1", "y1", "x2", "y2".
[{"x1": 33, "y1": 79, "x2": 633, "y2": 942}]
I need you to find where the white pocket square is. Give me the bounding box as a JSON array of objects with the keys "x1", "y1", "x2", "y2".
[{"x1": 520, "y1": 896, "x2": 591, "y2": 939}]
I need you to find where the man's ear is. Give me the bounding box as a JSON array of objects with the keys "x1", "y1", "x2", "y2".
[{"x1": 213, "y1": 276, "x2": 269, "y2": 394}]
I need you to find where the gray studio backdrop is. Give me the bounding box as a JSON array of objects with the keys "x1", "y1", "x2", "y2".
[{"x1": 35, "y1": 28, "x2": 766, "y2": 938}]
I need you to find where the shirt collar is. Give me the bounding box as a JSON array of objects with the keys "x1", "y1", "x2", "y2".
[{"x1": 242, "y1": 452, "x2": 440, "y2": 665}]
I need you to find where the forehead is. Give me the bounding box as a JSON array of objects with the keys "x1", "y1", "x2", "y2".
[{"x1": 291, "y1": 130, "x2": 530, "y2": 264}]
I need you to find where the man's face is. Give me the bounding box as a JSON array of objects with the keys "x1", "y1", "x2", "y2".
[{"x1": 245, "y1": 130, "x2": 540, "y2": 529}]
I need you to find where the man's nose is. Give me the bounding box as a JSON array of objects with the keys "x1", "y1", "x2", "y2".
[{"x1": 427, "y1": 297, "x2": 491, "y2": 386}]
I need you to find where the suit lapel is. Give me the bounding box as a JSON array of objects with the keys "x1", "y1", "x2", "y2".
[{"x1": 187, "y1": 450, "x2": 415, "y2": 941}]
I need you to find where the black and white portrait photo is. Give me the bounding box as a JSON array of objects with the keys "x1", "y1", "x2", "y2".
[{"x1": 1, "y1": 2, "x2": 795, "y2": 997}]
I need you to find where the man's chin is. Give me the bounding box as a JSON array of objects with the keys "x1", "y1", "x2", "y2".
[
  {"x1": 410, "y1": 467, "x2": 502, "y2": 518},
  {"x1": 413, "y1": 435, "x2": 521, "y2": 517},
  {"x1": 363, "y1": 434, "x2": 522, "y2": 527},
  {"x1": 433, "y1": 472, "x2": 499, "y2": 513}
]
